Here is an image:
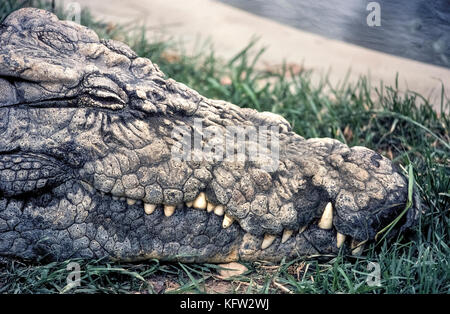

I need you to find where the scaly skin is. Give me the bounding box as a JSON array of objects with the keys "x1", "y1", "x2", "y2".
[{"x1": 0, "y1": 8, "x2": 419, "y2": 262}]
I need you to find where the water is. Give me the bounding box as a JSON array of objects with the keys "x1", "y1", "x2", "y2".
[{"x1": 219, "y1": 0, "x2": 450, "y2": 68}]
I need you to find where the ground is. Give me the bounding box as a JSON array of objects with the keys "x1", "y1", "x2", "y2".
[{"x1": 0, "y1": 0, "x2": 448, "y2": 294}]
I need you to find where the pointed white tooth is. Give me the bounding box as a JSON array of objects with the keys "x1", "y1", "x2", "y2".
[
  {"x1": 352, "y1": 246, "x2": 363, "y2": 255},
  {"x1": 186, "y1": 201, "x2": 194, "y2": 207},
  {"x1": 351, "y1": 239, "x2": 362, "y2": 248},
  {"x1": 261, "y1": 234, "x2": 276, "y2": 249},
  {"x1": 299, "y1": 226, "x2": 307, "y2": 234},
  {"x1": 164, "y1": 205, "x2": 176, "y2": 217},
  {"x1": 144, "y1": 203, "x2": 157, "y2": 215},
  {"x1": 127, "y1": 198, "x2": 136, "y2": 206},
  {"x1": 351, "y1": 244, "x2": 365, "y2": 255},
  {"x1": 193, "y1": 192, "x2": 207, "y2": 210},
  {"x1": 214, "y1": 204, "x2": 224, "y2": 216},
  {"x1": 112, "y1": 196, "x2": 119, "y2": 200},
  {"x1": 318, "y1": 202, "x2": 333, "y2": 230},
  {"x1": 336, "y1": 232, "x2": 346, "y2": 248},
  {"x1": 207, "y1": 202, "x2": 216, "y2": 213},
  {"x1": 222, "y1": 214, "x2": 234, "y2": 228},
  {"x1": 351, "y1": 239, "x2": 367, "y2": 255},
  {"x1": 281, "y1": 230, "x2": 293, "y2": 244}
]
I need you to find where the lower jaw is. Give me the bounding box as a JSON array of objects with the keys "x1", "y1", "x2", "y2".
[
  {"x1": 0, "y1": 184, "x2": 361, "y2": 263},
  {"x1": 108, "y1": 219, "x2": 348, "y2": 263},
  {"x1": 114, "y1": 229, "x2": 343, "y2": 263}
]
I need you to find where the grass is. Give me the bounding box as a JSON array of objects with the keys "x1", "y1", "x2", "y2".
[{"x1": 0, "y1": 1, "x2": 449, "y2": 294}]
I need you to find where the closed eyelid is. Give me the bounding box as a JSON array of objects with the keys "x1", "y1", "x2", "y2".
[{"x1": 83, "y1": 74, "x2": 128, "y2": 104}]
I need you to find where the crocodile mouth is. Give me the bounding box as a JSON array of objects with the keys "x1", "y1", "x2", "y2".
[
  {"x1": 0, "y1": 7, "x2": 420, "y2": 263},
  {"x1": 84, "y1": 184, "x2": 368, "y2": 256}
]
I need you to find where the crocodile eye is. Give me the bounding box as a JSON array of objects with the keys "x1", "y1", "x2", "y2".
[
  {"x1": 83, "y1": 74, "x2": 129, "y2": 110},
  {"x1": 87, "y1": 89, "x2": 125, "y2": 107},
  {"x1": 81, "y1": 91, "x2": 125, "y2": 110}
]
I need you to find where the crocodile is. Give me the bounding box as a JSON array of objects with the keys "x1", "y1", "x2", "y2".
[{"x1": 0, "y1": 8, "x2": 419, "y2": 262}]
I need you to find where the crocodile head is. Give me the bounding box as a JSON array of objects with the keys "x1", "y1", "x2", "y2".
[{"x1": 0, "y1": 8, "x2": 419, "y2": 262}]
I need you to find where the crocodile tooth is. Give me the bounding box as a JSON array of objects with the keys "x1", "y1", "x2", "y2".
[
  {"x1": 193, "y1": 192, "x2": 207, "y2": 210},
  {"x1": 261, "y1": 234, "x2": 276, "y2": 249},
  {"x1": 186, "y1": 201, "x2": 194, "y2": 207},
  {"x1": 351, "y1": 239, "x2": 366, "y2": 255},
  {"x1": 127, "y1": 198, "x2": 136, "y2": 206},
  {"x1": 222, "y1": 214, "x2": 234, "y2": 228},
  {"x1": 164, "y1": 205, "x2": 176, "y2": 217},
  {"x1": 351, "y1": 245, "x2": 364, "y2": 255},
  {"x1": 281, "y1": 230, "x2": 293, "y2": 244},
  {"x1": 318, "y1": 202, "x2": 333, "y2": 230},
  {"x1": 299, "y1": 226, "x2": 307, "y2": 234},
  {"x1": 351, "y1": 239, "x2": 364, "y2": 248},
  {"x1": 214, "y1": 204, "x2": 224, "y2": 216},
  {"x1": 144, "y1": 203, "x2": 157, "y2": 215},
  {"x1": 336, "y1": 232, "x2": 346, "y2": 248},
  {"x1": 207, "y1": 202, "x2": 216, "y2": 213},
  {"x1": 112, "y1": 196, "x2": 119, "y2": 200}
]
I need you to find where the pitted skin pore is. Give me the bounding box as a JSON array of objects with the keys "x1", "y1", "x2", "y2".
[{"x1": 0, "y1": 8, "x2": 419, "y2": 262}]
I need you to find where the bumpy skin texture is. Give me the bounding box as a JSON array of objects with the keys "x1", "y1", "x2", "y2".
[{"x1": 0, "y1": 9, "x2": 419, "y2": 262}]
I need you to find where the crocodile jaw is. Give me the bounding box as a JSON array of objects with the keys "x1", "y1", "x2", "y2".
[{"x1": 0, "y1": 8, "x2": 419, "y2": 262}]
